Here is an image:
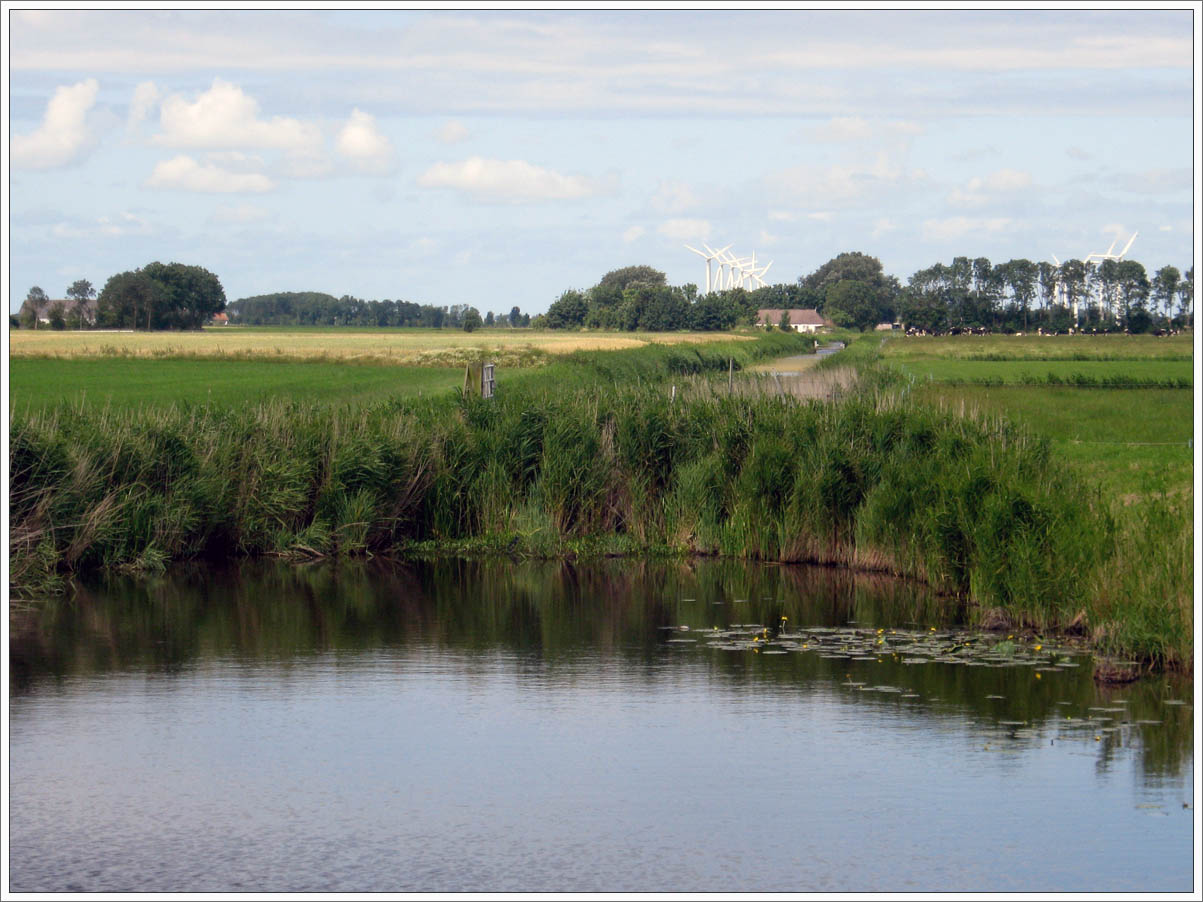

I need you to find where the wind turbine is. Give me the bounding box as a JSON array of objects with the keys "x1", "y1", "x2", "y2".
[{"x1": 684, "y1": 245, "x2": 714, "y2": 294}]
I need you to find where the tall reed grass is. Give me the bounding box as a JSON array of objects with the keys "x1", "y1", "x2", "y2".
[{"x1": 9, "y1": 330, "x2": 1190, "y2": 668}]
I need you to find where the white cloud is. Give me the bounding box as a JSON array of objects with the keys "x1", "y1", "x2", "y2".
[
  {"x1": 145, "y1": 155, "x2": 275, "y2": 193},
  {"x1": 871, "y1": 218, "x2": 897, "y2": 238},
  {"x1": 52, "y1": 211, "x2": 154, "y2": 239},
  {"x1": 128, "y1": 81, "x2": 160, "y2": 130},
  {"x1": 768, "y1": 210, "x2": 797, "y2": 222},
  {"x1": 335, "y1": 109, "x2": 396, "y2": 174},
  {"x1": 622, "y1": 226, "x2": 646, "y2": 243},
  {"x1": 435, "y1": 120, "x2": 470, "y2": 144},
  {"x1": 758, "y1": 230, "x2": 780, "y2": 246},
  {"x1": 657, "y1": 218, "x2": 710, "y2": 241},
  {"x1": 809, "y1": 116, "x2": 873, "y2": 142},
  {"x1": 948, "y1": 169, "x2": 1033, "y2": 207},
  {"x1": 417, "y1": 156, "x2": 607, "y2": 202},
  {"x1": 154, "y1": 78, "x2": 321, "y2": 150},
  {"x1": 807, "y1": 117, "x2": 923, "y2": 143},
  {"x1": 770, "y1": 151, "x2": 925, "y2": 207},
  {"x1": 209, "y1": 203, "x2": 271, "y2": 224},
  {"x1": 981, "y1": 168, "x2": 1032, "y2": 191},
  {"x1": 807, "y1": 211, "x2": 834, "y2": 222},
  {"x1": 11, "y1": 78, "x2": 100, "y2": 169},
  {"x1": 1115, "y1": 168, "x2": 1192, "y2": 193},
  {"x1": 650, "y1": 180, "x2": 700, "y2": 215},
  {"x1": 922, "y1": 216, "x2": 1014, "y2": 242},
  {"x1": 1066, "y1": 146, "x2": 1092, "y2": 161}
]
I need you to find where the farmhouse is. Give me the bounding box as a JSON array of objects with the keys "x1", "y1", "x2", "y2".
[
  {"x1": 210, "y1": 312, "x2": 229, "y2": 325},
  {"x1": 18, "y1": 296, "x2": 98, "y2": 327},
  {"x1": 756, "y1": 308, "x2": 833, "y2": 333}
]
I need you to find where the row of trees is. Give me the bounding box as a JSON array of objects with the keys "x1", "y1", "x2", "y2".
[
  {"x1": 897, "y1": 257, "x2": 1193, "y2": 334},
  {"x1": 540, "y1": 252, "x2": 1192, "y2": 335},
  {"x1": 540, "y1": 265, "x2": 767, "y2": 331},
  {"x1": 97, "y1": 262, "x2": 226, "y2": 331},
  {"x1": 14, "y1": 253, "x2": 1193, "y2": 335},
  {"x1": 16, "y1": 280, "x2": 98, "y2": 330},
  {"x1": 16, "y1": 264, "x2": 226, "y2": 331},
  {"x1": 225, "y1": 292, "x2": 529, "y2": 330}
]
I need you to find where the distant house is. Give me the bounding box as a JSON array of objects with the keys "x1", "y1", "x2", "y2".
[
  {"x1": 210, "y1": 312, "x2": 229, "y2": 325},
  {"x1": 756, "y1": 308, "x2": 833, "y2": 333},
  {"x1": 18, "y1": 296, "x2": 96, "y2": 326},
  {"x1": 874, "y1": 322, "x2": 900, "y2": 332}
]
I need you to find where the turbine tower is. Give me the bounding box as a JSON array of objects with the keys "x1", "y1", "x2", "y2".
[{"x1": 684, "y1": 242, "x2": 773, "y2": 293}]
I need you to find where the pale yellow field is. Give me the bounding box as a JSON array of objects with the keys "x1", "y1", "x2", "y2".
[{"x1": 9, "y1": 327, "x2": 750, "y2": 367}]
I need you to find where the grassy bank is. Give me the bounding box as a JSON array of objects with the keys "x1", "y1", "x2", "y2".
[{"x1": 10, "y1": 330, "x2": 1190, "y2": 669}]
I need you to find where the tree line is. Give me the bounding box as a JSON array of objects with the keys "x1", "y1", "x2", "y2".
[
  {"x1": 15, "y1": 263, "x2": 226, "y2": 331},
  {"x1": 539, "y1": 252, "x2": 1193, "y2": 334},
  {"x1": 13, "y1": 252, "x2": 1194, "y2": 334},
  {"x1": 225, "y1": 292, "x2": 529, "y2": 331}
]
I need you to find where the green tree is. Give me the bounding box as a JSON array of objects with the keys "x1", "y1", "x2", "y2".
[
  {"x1": 508, "y1": 306, "x2": 522, "y2": 327},
  {"x1": 824, "y1": 280, "x2": 883, "y2": 332},
  {"x1": 546, "y1": 289, "x2": 589, "y2": 329},
  {"x1": 1115, "y1": 260, "x2": 1149, "y2": 328},
  {"x1": 96, "y1": 270, "x2": 167, "y2": 330},
  {"x1": 47, "y1": 302, "x2": 67, "y2": 330},
  {"x1": 462, "y1": 307, "x2": 483, "y2": 332},
  {"x1": 1151, "y1": 266, "x2": 1181, "y2": 321},
  {"x1": 141, "y1": 261, "x2": 227, "y2": 329},
  {"x1": 19, "y1": 286, "x2": 49, "y2": 329},
  {"x1": 1000, "y1": 259, "x2": 1038, "y2": 330},
  {"x1": 1057, "y1": 260, "x2": 1088, "y2": 326},
  {"x1": 597, "y1": 265, "x2": 666, "y2": 292},
  {"x1": 1175, "y1": 267, "x2": 1193, "y2": 326},
  {"x1": 778, "y1": 310, "x2": 792, "y2": 331},
  {"x1": 66, "y1": 278, "x2": 96, "y2": 328},
  {"x1": 484, "y1": 310, "x2": 495, "y2": 327},
  {"x1": 97, "y1": 263, "x2": 225, "y2": 330}
]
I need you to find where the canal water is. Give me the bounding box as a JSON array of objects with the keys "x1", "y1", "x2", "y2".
[{"x1": 8, "y1": 558, "x2": 1195, "y2": 893}]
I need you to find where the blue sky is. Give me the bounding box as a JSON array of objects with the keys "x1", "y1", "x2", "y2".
[{"x1": 6, "y1": 8, "x2": 1198, "y2": 315}]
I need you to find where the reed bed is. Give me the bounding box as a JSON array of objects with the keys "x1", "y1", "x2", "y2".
[{"x1": 9, "y1": 331, "x2": 1190, "y2": 668}]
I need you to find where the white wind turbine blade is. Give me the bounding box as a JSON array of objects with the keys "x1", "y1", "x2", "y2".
[
  {"x1": 684, "y1": 245, "x2": 709, "y2": 259},
  {"x1": 1104, "y1": 237, "x2": 1118, "y2": 256},
  {"x1": 1119, "y1": 231, "x2": 1138, "y2": 258},
  {"x1": 1051, "y1": 254, "x2": 1061, "y2": 266}
]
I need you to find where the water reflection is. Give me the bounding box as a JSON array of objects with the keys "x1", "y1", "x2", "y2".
[{"x1": 11, "y1": 557, "x2": 1192, "y2": 782}]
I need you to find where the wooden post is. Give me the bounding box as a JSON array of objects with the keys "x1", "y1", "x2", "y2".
[{"x1": 728, "y1": 357, "x2": 734, "y2": 393}]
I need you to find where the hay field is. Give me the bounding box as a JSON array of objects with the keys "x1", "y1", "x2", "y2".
[{"x1": 9, "y1": 327, "x2": 750, "y2": 367}]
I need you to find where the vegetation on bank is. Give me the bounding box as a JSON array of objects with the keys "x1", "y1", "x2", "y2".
[{"x1": 9, "y1": 330, "x2": 1190, "y2": 670}]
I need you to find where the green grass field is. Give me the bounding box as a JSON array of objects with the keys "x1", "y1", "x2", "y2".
[
  {"x1": 913, "y1": 385, "x2": 1193, "y2": 498},
  {"x1": 868, "y1": 332, "x2": 1194, "y2": 495},
  {"x1": 892, "y1": 357, "x2": 1191, "y2": 386},
  {"x1": 8, "y1": 358, "x2": 464, "y2": 411},
  {"x1": 882, "y1": 333, "x2": 1193, "y2": 361}
]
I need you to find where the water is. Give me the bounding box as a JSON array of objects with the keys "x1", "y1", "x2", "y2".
[{"x1": 9, "y1": 559, "x2": 1195, "y2": 893}]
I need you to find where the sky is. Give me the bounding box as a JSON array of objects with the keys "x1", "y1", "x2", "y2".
[{"x1": 5, "y1": 7, "x2": 1199, "y2": 316}]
